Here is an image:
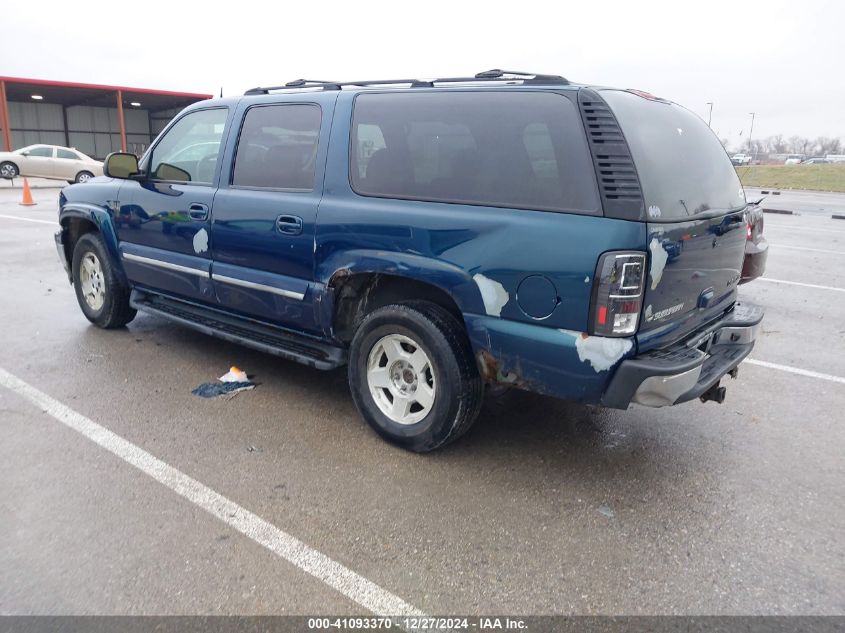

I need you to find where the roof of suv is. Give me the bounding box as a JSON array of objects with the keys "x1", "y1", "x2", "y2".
[{"x1": 241, "y1": 69, "x2": 572, "y2": 95}]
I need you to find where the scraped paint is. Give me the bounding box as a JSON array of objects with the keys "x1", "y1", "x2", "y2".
[
  {"x1": 193, "y1": 228, "x2": 209, "y2": 254},
  {"x1": 473, "y1": 273, "x2": 509, "y2": 317},
  {"x1": 557, "y1": 329, "x2": 633, "y2": 373},
  {"x1": 648, "y1": 237, "x2": 668, "y2": 290}
]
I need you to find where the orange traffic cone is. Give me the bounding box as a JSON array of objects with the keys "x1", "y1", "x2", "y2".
[{"x1": 19, "y1": 177, "x2": 36, "y2": 206}]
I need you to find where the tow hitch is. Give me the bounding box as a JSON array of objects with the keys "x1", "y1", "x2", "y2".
[{"x1": 700, "y1": 381, "x2": 727, "y2": 404}]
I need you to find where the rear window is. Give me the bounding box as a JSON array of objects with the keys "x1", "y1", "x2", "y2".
[
  {"x1": 602, "y1": 90, "x2": 746, "y2": 220},
  {"x1": 350, "y1": 91, "x2": 600, "y2": 214}
]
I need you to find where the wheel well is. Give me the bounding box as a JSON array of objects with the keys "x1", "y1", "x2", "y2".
[
  {"x1": 330, "y1": 273, "x2": 464, "y2": 343},
  {"x1": 61, "y1": 216, "x2": 98, "y2": 263}
]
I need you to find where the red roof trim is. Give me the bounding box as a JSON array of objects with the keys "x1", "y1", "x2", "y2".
[{"x1": 0, "y1": 76, "x2": 212, "y2": 100}]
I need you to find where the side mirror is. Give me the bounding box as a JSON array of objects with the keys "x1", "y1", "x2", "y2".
[
  {"x1": 21, "y1": 151, "x2": 30, "y2": 156},
  {"x1": 104, "y1": 152, "x2": 140, "y2": 179}
]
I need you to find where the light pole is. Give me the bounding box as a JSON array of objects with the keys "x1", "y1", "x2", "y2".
[
  {"x1": 706, "y1": 102, "x2": 713, "y2": 128},
  {"x1": 748, "y1": 112, "x2": 756, "y2": 154}
]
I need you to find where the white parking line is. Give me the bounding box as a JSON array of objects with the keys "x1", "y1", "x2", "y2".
[
  {"x1": 758, "y1": 278, "x2": 845, "y2": 293},
  {"x1": 0, "y1": 213, "x2": 56, "y2": 226},
  {"x1": 764, "y1": 224, "x2": 845, "y2": 236},
  {"x1": 773, "y1": 244, "x2": 845, "y2": 256},
  {"x1": 0, "y1": 366, "x2": 426, "y2": 619},
  {"x1": 746, "y1": 359, "x2": 845, "y2": 385}
]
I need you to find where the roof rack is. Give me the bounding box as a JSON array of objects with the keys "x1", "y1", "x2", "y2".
[{"x1": 243, "y1": 69, "x2": 568, "y2": 95}]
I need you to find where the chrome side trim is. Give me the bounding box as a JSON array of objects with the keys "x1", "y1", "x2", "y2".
[
  {"x1": 211, "y1": 273, "x2": 305, "y2": 300},
  {"x1": 122, "y1": 252, "x2": 209, "y2": 277}
]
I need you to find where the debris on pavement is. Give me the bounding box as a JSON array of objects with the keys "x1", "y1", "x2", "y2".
[
  {"x1": 220, "y1": 366, "x2": 249, "y2": 382},
  {"x1": 192, "y1": 366, "x2": 255, "y2": 398},
  {"x1": 597, "y1": 504, "x2": 615, "y2": 519},
  {"x1": 191, "y1": 381, "x2": 255, "y2": 398}
]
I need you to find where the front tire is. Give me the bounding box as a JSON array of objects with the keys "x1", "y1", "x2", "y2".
[
  {"x1": 0, "y1": 162, "x2": 18, "y2": 179},
  {"x1": 348, "y1": 301, "x2": 483, "y2": 452},
  {"x1": 71, "y1": 232, "x2": 136, "y2": 328}
]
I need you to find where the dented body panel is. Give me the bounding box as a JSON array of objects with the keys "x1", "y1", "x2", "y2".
[{"x1": 465, "y1": 314, "x2": 638, "y2": 402}]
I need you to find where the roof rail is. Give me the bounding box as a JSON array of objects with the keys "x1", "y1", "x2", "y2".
[{"x1": 243, "y1": 69, "x2": 567, "y2": 95}]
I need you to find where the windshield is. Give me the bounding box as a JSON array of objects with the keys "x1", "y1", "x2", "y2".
[{"x1": 602, "y1": 89, "x2": 746, "y2": 220}]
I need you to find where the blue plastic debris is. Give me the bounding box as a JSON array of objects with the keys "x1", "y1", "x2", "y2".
[{"x1": 191, "y1": 381, "x2": 255, "y2": 398}]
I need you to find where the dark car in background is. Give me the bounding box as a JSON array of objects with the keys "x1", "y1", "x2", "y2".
[{"x1": 54, "y1": 70, "x2": 764, "y2": 452}]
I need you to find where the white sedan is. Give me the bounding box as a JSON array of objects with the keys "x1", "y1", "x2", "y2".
[{"x1": 0, "y1": 144, "x2": 104, "y2": 183}]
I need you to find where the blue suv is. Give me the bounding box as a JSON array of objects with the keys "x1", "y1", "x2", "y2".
[{"x1": 55, "y1": 70, "x2": 764, "y2": 451}]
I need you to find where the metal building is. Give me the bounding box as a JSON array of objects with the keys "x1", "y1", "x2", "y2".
[{"x1": 0, "y1": 77, "x2": 212, "y2": 159}]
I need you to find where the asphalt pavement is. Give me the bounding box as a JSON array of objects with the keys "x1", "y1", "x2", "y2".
[{"x1": 0, "y1": 187, "x2": 843, "y2": 617}]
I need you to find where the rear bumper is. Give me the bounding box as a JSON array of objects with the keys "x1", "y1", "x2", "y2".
[{"x1": 601, "y1": 301, "x2": 764, "y2": 408}]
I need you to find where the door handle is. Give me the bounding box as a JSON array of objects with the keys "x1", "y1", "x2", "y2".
[
  {"x1": 276, "y1": 214, "x2": 303, "y2": 235},
  {"x1": 189, "y1": 203, "x2": 209, "y2": 221}
]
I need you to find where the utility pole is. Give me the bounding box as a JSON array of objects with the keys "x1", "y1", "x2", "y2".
[{"x1": 706, "y1": 102, "x2": 713, "y2": 128}]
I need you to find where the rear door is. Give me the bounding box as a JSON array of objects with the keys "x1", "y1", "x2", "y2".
[
  {"x1": 55, "y1": 147, "x2": 81, "y2": 180},
  {"x1": 209, "y1": 93, "x2": 336, "y2": 333},
  {"x1": 116, "y1": 106, "x2": 230, "y2": 304},
  {"x1": 601, "y1": 89, "x2": 748, "y2": 343}
]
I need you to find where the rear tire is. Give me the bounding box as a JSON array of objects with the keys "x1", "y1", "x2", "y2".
[
  {"x1": 75, "y1": 171, "x2": 94, "y2": 183},
  {"x1": 348, "y1": 301, "x2": 483, "y2": 452},
  {"x1": 71, "y1": 232, "x2": 136, "y2": 328},
  {"x1": 0, "y1": 162, "x2": 18, "y2": 179}
]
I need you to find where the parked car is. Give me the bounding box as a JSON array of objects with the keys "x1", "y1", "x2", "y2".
[
  {"x1": 731, "y1": 153, "x2": 752, "y2": 166},
  {"x1": 801, "y1": 157, "x2": 830, "y2": 164},
  {"x1": 54, "y1": 70, "x2": 764, "y2": 451},
  {"x1": 784, "y1": 155, "x2": 803, "y2": 165},
  {"x1": 0, "y1": 144, "x2": 103, "y2": 183},
  {"x1": 741, "y1": 203, "x2": 768, "y2": 283}
]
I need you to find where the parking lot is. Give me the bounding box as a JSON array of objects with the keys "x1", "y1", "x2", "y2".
[{"x1": 0, "y1": 185, "x2": 843, "y2": 616}]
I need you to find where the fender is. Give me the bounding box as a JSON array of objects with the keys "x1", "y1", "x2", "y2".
[
  {"x1": 316, "y1": 249, "x2": 487, "y2": 331},
  {"x1": 59, "y1": 202, "x2": 128, "y2": 284}
]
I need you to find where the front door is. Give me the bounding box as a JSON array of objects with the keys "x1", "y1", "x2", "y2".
[
  {"x1": 22, "y1": 145, "x2": 55, "y2": 178},
  {"x1": 116, "y1": 107, "x2": 229, "y2": 304},
  {"x1": 210, "y1": 98, "x2": 332, "y2": 333}
]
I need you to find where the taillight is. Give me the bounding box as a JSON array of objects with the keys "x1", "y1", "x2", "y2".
[{"x1": 590, "y1": 251, "x2": 646, "y2": 336}]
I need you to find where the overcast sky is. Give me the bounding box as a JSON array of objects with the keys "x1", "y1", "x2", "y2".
[{"x1": 2, "y1": 0, "x2": 842, "y2": 147}]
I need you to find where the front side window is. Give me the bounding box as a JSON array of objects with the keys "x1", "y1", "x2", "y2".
[
  {"x1": 148, "y1": 108, "x2": 228, "y2": 184},
  {"x1": 232, "y1": 104, "x2": 321, "y2": 190},
  {"x1": 350, "y1": 91, "x2": 600, "y2": 214},
  {"x1": 27, "y1": 146, "x2": 54, "y2": 158},
  {"x1": 57, "y1": 149, "x2": 80, "y2": 160}
]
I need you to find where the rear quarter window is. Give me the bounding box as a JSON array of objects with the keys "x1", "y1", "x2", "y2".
[{"x1": 350, "y1": 91, "x2": 600, "y2": 214}]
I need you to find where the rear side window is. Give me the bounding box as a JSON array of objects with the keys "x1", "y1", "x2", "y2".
[
  {"x1": 232, "y1": 104, "x2": 321, "y2": 190},
  {"x1": 350, "y1": 91, "x2": 600, "y2": 214},
  {"x1": 602, "y1": 90, "x2": 746, "y2": 220},
  {"x1": 57, "y1": 149, "x2": 80, "y2": 160}
]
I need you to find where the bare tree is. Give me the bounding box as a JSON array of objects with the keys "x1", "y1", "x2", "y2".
[{"x1": 769, "y1": 134, "x2": 788, "y2": 153}]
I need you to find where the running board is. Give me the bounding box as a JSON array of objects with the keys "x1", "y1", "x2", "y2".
[{"x1": 130, "y1": 290, "x2": 346, "y2": 370}]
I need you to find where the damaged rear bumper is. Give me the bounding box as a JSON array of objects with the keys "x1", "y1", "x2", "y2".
[{"x1": 601, "y1": 301, "x2": 764, "y2": 409}]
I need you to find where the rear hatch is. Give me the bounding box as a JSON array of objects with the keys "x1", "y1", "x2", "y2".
[{"x1": 601, "y1": 89, "x2": 748, "y2": 347}]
